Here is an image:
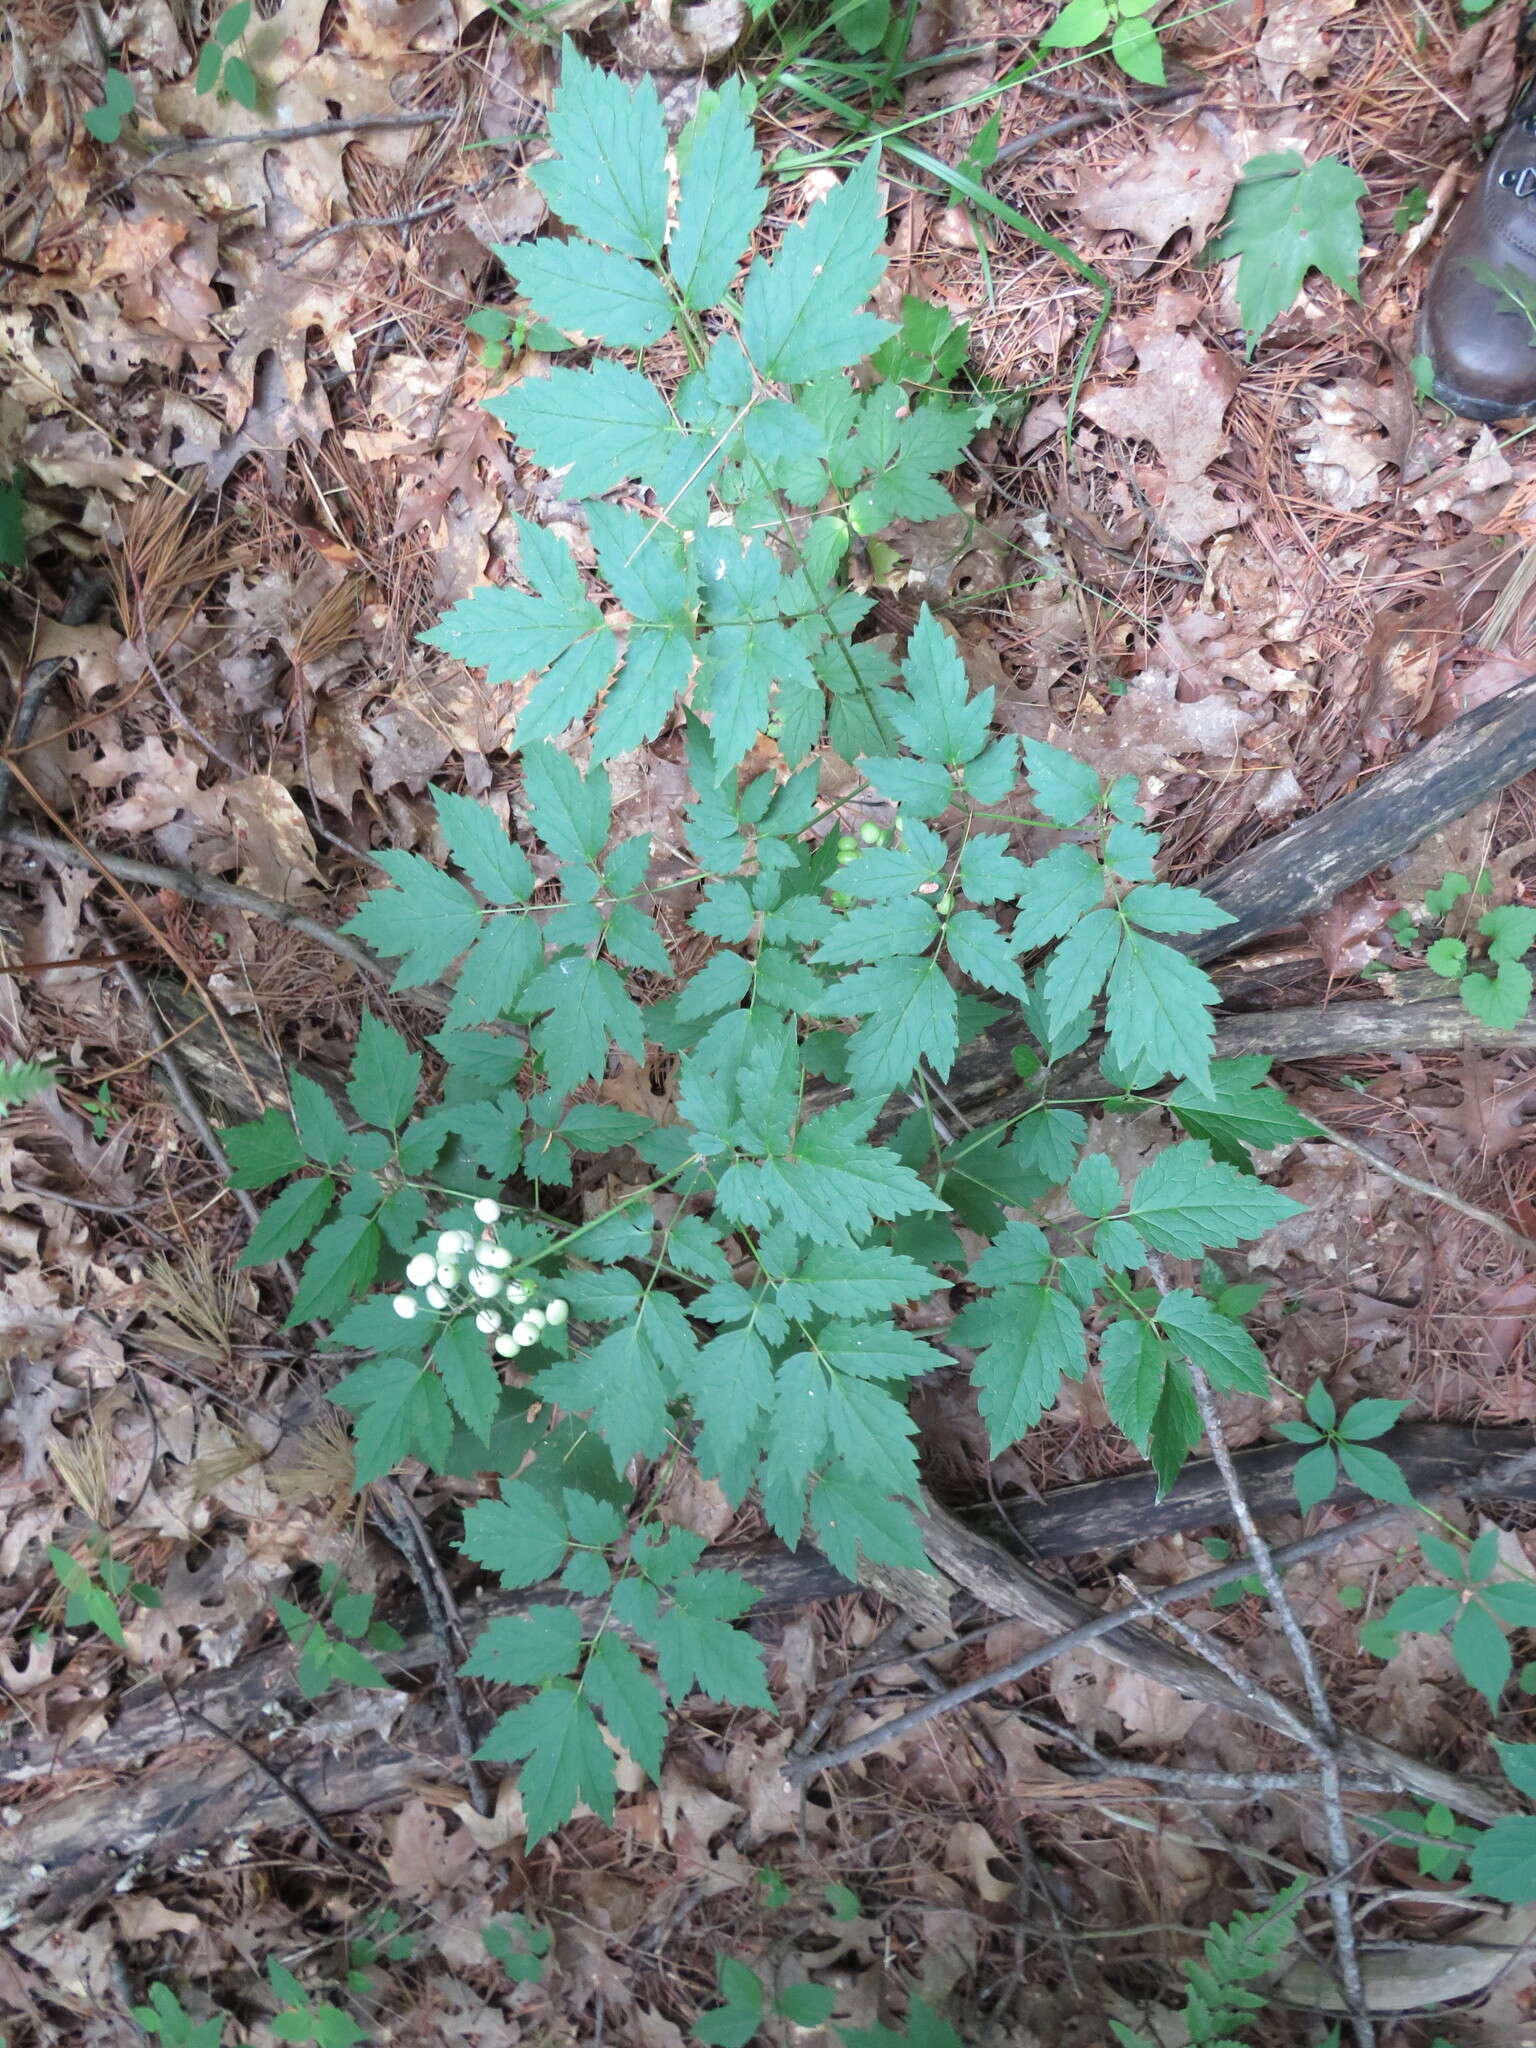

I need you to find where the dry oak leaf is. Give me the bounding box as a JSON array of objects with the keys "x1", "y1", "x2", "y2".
[
  {"x1": 1255, "y1": 0, "x2": 1357, "y2": 96},
  {"x1": 1084, "y1": 306, "x2": 1238, "y2": 482},
  {"x1": 1082, "y1": 297, "x2": 1248, "y2": 549},
  {"x1": 1073, "y1": 124, "x2": 1236, "y2": 254}
]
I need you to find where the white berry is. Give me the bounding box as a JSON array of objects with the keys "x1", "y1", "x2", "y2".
[
  {"x1": 469, "y1": 1268, "x2": 500, "y2": 1299},
  {"x1": 511, "y1": 1319, "x2": 537, "y2": 1347},
  {"x1": 405, "y1": 1252, "x2": 436, "y2": 1287},
  {"x1": 505, "y1": 1279, "x2": 529, "y2": 1305},
  {"x1": 474, "y1": 1197, "x2": 501, "y2": 1224},
  {"x1": 522, "y1": 1307, "x2": 546, "y2": 1332},
  {"x1": 436, "y1": 1261, "x2": 460, "y2": 1288},
  {"x1": 481, "y1": 1245, "x2": 513, "y2": 1270},
  {"x1": 475, "y1": 1307, "x2": 502, "y2": 1334},
  {"x1": 494, "y1": 1333, "x2": 518, "y2": 1358},
  {"x1": 392, "y1": 1295, "x2": 419, "y2": 1320},
  {"x1": 545, "y1": 1297, "x2": 569, "y2": 1327},
  {"x1": 425, "y1": 1284, "x2": 448, "y2": 1309}
]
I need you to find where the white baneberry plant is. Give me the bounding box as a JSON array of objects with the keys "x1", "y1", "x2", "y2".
[{"x1": 218, "y1": 43, "x2": 1536, "y2": 1885}]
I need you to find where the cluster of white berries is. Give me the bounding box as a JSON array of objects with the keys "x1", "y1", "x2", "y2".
[{"x1": 391, "y1": 1197, "x2": 568, "y2": 1357}]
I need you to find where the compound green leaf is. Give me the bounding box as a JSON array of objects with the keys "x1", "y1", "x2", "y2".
[
  {"x1": 959, "y1": 833, "x2": 1030, "y2": 905},
  {"x1": 637, "y1": 1567, "x2": 772, "y2": 1709},
  {"x1": 1167, "y1": 1057, "x2": 1318, "y2": 1169},
  {"x1": 1010, "y1": 842, "x2": 1105, "y2": 947},
  {"x1": 740, "y1": 149, "x2": 892, "y2": 382},
  {"x1": 285, "y1": 1212, "x2": 380, "y2": 1325},
  {"x1": 953, "y1": 1281, "x2": 1086, "y2": 1452},
  {"x1": 502, "y1": 237, "x2": 674, "y2": 350},
  {"x1": 1154, "y1": 1288, "x2": 1269, "y2": 1396},
  {"x1": 1042, "y1": 904, "x2": 1121, "y2": 1031},
  {"x1": 889, "y1": 605, "x2": 990, "y2": 765},
  {"x1": 1022, "y1": 736, "x2": 1101, "y2": 826},
  {"x1": 809, "y1": 1467, "x2": 930, "y2": 1578},
  {"x1": 346, "y1": 1014, "x2": 422, "y2": 1130},
  {"x1": 945, "y1": 909, "x2": 1028, "y2": 999},
  {"x1": 1121, "y1": 883, "x2": 1233, "y2": 935},
  {"x1": 520, "y1": 742, "x2": 612, "y2": 865},
  {"x1": 333, "y1": 1357, "x2": 450, "y2": 1483},
  {"x1": 434, "y1": 1314, "x2": 501, "y2": 1442},
  {"x1": 1129, "y1": 1141, "x2": 1304, "y2": 1255},
  {"x1": 475, "y1": 1683, "x2": 616, "y2": 1842},
  {"x1": 534, "y1": 1316, "x2": 672, "y2": 1467},
  {"x1": 239, "y1": 1188, "x2": 328, "y2": 1287},
  {"x1": 460, "y1": 1480, "x2": 569, "y2": 1587},
  {"x1": 460, "y1": 1606, "x2": 584, "y2": 1685},
  {"x1": 1098, "y1": 1318, "x2": 1166, "y2": 1453},
  {"x1": 421, "y1": 516, "x2": 609, "y2": 684},
  {"x1": 1454, "y1": 1598, "x2": 1512, "y2": 1709},
  {"x1": 223, "y1": 1106, "x2": 306, "y2": 1190},
  {"x1": 488, "y1": 360, "x2": 686, "y2": 499},
  {"x1": 530, "y1": 40, "x2": 668, "y2": 260},
  {"x1": 671, "y1": 79, "x2": 766, "y2": 310},
  {"x1": 431, "y1": 789, "x2": 535, "y2": 906},
  {"x1": 290, "y1": 1072, "x2": 349, "y2": 1165},
  {"x1": 832, "y1": 953, "x2": 959, "y2": 1094},
  {"x1": 586, "y1": 1630, "x2": 668, "y2": 1777},
  {"x1": 343, "y1": 855, "x2": 484, "y2": 986},
  {"x1": 1104, "y1": 925, "x2": 1220, "y2": 1089}
]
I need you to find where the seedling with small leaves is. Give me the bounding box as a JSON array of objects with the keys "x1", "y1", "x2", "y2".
[
  {"x1": 273, "y1": 1563, "x2": 405, "y2": 1701},
  {"x1": 266, "y1": 1959, "x2": 368, "y2": 2048},
  {"x1": 48, "y1": 1531, "x2": 160, "y2": 1649},
  {"x1": 1274, "y1": 1384, "x2": 1417, "y2": 1516},
  {"x1": 1368, "y1": 1529, "x2": 1536, "y2": 1710},
  {"x1": 1427, "y1": 902, "x2": 1536, "y2": 1031},
  {"x1": 482, "y1": 1914, "x2": 550, "y2": 1985},
  {"x1": 84, "y1": 67, "x2": 137, "y2": 143},
  {"x1": 133, "y1": 1985, "x2": 229, "y2": 2048},
  {"x1": 1038, "y1": 0, "x2": 1168, "y2": 85},
  {"x1": 464, "y1": 306, "x2": 573, "y2": 373},
  {"x1": 195, "y1": 0, "x2": 259, "y2": 110}
]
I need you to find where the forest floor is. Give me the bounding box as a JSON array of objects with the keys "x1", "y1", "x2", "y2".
[{"x1": 2, "y1": 0, "x2": 1536, "y2": 2043}]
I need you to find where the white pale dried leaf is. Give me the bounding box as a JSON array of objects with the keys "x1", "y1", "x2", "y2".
[{"x1": 1073, "y1": 125, "x2": 1237, "y2": 254}]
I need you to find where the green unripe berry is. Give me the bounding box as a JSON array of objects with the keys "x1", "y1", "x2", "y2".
[
  {"x1": 858, "y1": 820, "x2": 883, "y2": 845},
  {"x1": 937, "y1": 891, "x2": 955, "y2": 915},
  {"x1": 831, "y1": 889, "x2": 852, "y2": 908},
  {"x1": 837, "y1": 833, "x2": 858, "y2": 853}
]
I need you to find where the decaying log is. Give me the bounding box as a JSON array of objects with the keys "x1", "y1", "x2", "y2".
[
  {"x1": 1013, "y1": 1423, "x2": 1536, "y2": 1559},
  {"x1": 0, "y1": 1546, "x2": 849, "y2": 1923}
]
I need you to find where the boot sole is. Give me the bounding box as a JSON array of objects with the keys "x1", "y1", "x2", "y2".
[
  {"x1": 1415, "y1": 313, "x2": 1536, "y2": 422},
  {"x1": 1428, "y1": 373, "x2": 1536, "y2": 422}
]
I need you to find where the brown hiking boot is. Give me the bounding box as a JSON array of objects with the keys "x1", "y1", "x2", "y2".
[{"x1": 1421, "y1": 89, "x2": 1536, "y2": 421}]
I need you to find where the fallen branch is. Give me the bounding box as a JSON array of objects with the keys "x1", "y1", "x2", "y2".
[
  {"x1": 871, "y1": 1495, "x2": 1514, "y2": 1827},
  {"x1": 1011, "y1": 1421, "x2": 1536, "y2": 1558},
  {"x1": 1176, "y1": 1342, "x2": 1372, "y2": 2045}
]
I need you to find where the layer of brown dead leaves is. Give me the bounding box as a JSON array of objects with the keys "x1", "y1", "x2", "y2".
[{"x1": 2, "y1": 0, "x2": 1536, "y2": 2042}]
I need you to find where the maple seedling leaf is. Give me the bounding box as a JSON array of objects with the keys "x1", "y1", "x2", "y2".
[{"x1": 1207, "y1": 151, "x2": 1366, "y2": 356}]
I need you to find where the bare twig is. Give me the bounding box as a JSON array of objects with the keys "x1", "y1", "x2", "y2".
[
  {"x1": 1303, "y1": 1107, "x2": 1536, "y2": 1257},
  {"x1": 2, "y1": 825, "x2": 389, "y2": 988},
  {"x1": 991, "y1": 79, "x2": 1201, "y2": 164},
  {"x1": 371, "y1": 1480, "x2": 490, "y2": 1817},
  {"x1": 785, "y1": 1508, "x2": 1398, "y2": 1785},
  {"x1": 170, "y1": 1694, "x2": 382, "y2": 1878},
  {"x1": 138, "y1": 109, "x2": 453, "y2": 168},
  {"x1": 1170, "y1": 1307, "x2": 1372, "y2": 2048}
]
